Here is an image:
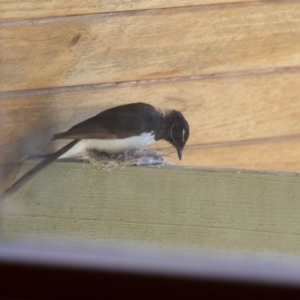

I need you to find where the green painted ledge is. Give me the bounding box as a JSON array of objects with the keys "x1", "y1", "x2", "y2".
[{"x1": 1, "y1": 161, "x2": 300, "y2": 254}]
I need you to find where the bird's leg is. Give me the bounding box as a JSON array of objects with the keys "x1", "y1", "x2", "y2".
[
  {"x1": 121, "y1": 152, "x2": 128, "y2": 162},
  {"x1": 86, "y1": 149, "x2": 110, "y2": 160},
  {"x1": 115, "y1": 152, "x2": 127, "y2": 169}
]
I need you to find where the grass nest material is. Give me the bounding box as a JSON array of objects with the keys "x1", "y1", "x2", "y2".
[{"x1": 85, "y1": 148, "x2": 170, "y2": 171}]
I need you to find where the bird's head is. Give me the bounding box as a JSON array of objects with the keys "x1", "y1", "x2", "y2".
[{"x1": 164, "y1": 110, "x2": 189, "y2": 160}]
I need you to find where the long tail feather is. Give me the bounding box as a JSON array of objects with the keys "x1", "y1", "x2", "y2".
[{"x1": 0, "y1": 139, "x2": 78, "y2": 201}]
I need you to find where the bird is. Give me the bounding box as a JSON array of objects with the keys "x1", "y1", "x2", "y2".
[{"x1": 0, "y1": 102, "x2": 189, "y2": 200}]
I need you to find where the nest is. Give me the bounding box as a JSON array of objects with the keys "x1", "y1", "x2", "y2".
[{"x1": 85, "y1": 148, "x2": 169, "y2": 171}]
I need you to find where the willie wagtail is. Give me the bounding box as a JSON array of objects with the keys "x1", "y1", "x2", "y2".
[{"x1": 0, "y1": 102, "x2": 189, "y2": 200}]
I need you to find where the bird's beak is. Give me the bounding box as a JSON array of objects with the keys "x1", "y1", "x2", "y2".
[{"x1": 176, "y1": 147, "x2": 182, "y2": 160}]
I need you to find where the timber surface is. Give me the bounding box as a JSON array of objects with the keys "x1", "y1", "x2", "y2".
[
  {"x1": 2, "y1": 161, "x2": 300, "y2": 254},
  {"x1": 2, "y1": 3, "x2": 300, "y2": 92},
  {"x1": 1, "y1": 0, "x2": 300, "y2": 180},
  {"x1": 1, "y1": 0, "x2": 254, "y2": 20}
]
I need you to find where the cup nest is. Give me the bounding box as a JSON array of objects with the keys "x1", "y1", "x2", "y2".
[{"x1": 85, "y1": 148, "x2": 169, "y2": 171}]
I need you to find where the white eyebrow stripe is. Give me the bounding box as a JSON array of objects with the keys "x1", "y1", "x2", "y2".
[{"x1": 182, "y1": 129, "x2": 185, "y2": 142}]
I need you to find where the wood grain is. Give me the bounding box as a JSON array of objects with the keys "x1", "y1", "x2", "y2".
[
  {"x1": 2, "y1": 2, "x2": 300, "y2": 91},
  {"x1": 0, "y1": 0, "x2": 254, "y2": 21},
  {"x1": 163, "y1": 138, "x2": 300, "y2": 172},
  {"x1": 2, "y1": 161, "x2": 300, "y2": 254},
  {"x1": 1, "y1": 71, "x2": 300, "y2": 168}
]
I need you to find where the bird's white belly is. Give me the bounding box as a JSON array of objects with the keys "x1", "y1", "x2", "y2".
[{"x1": 59, "y1": 132, "x2": 155, "y2": 159}]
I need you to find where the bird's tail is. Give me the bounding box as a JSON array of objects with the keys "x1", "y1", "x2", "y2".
[{"x1": 0, "y1": 139, "x2": 79, "y2": 201}]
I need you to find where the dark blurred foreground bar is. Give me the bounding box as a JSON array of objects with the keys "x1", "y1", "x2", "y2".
[{"x1": 1, "y1": 239, "x2": 300, "y2": 299}]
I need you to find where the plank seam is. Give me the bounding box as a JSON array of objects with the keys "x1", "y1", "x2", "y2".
[
  {"x1": 1, "y1": 66, "x2": 300, "y2": 99},
  {"x1": 158, "y1": 134, "x2": 300, "y2": 151},
  {"x1": 0, "y1": 1, "x2": 285, "y2": 26}
]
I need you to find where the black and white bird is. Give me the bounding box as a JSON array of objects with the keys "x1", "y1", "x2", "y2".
[{"x1": 0, "y1": 102, "x2": 189, "y2": 200}]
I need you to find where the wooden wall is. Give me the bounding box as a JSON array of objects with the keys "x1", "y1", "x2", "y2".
[{"x1": 1, "y1": 1, "x2": 300, "y2": 190}]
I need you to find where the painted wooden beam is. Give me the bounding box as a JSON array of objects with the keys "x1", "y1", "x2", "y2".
[{"x1": 2, "y1": 161, "x2": 300, "y2": 254}]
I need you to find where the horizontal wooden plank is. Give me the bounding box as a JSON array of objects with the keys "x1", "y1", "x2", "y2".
[
  {"x1": 1, "y1": 0, "x2": 254, "y2": 21},
  {"x1": 2, "y1": 3, "x2": 300, "y2": 91},
  {"x1": 2, "y1": 161, "x2": 300, "y2": 254},
  {"x1": 1, "y1": 71, "x2": 300, "y2": 166},
  {"x1": 163, "y1": 138, "x2": 300, "y2": 172}
]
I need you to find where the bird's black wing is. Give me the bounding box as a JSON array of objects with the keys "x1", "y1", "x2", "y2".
[
  {"x1": 52, "y1": 104, "x2": 153, "y2": 140},
  {"x1": 52, "y1": 119, "x2": 144, "y2": 140}
]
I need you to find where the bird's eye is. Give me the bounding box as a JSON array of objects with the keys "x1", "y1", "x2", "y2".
[{"x1": 170, "y1": 123, "x2": 176, "y2": 144}]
